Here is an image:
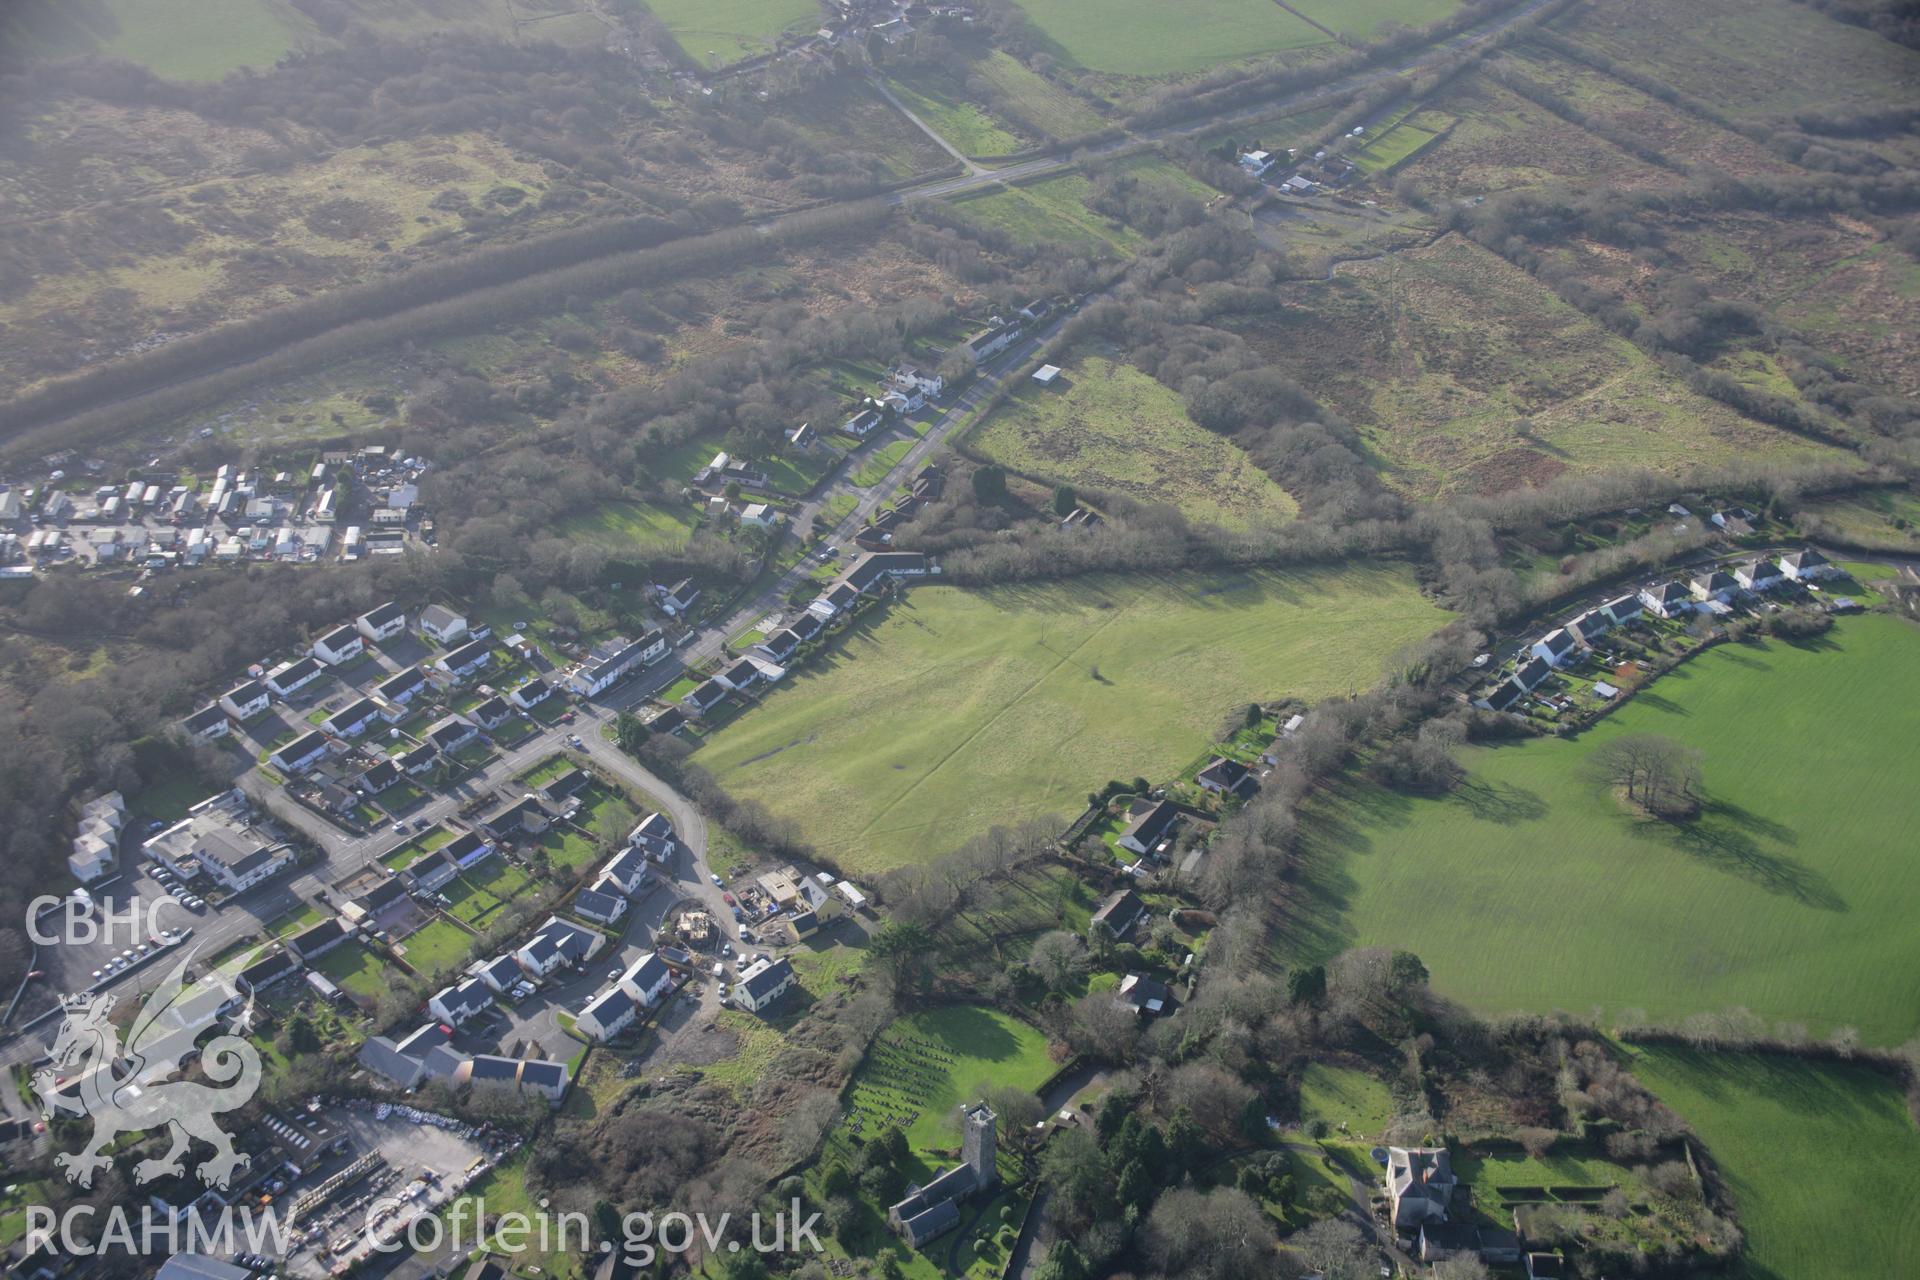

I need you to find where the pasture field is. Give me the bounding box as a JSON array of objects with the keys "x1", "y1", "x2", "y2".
[
  {"x1": 1287, "y1": 615, "x2": 1920, "y2": 1044},
  {"x1": 9, "y1": 0, "x2": 311, "y2": 80},
  {"x1": 951, "y1": 175, "x2": 1142, "y2": 252},
  {"x1": 1553, "y1": 0, "x2": 1920, "y2": 119},
  {"x1": 969, "y1": 354, "x2": 1299, "y2": 528},
  {"x1": 695, "y1": 564, "x2": 1448, "y2": 872},
  {"x1": 557, "y1": 501, "x2": 697, "y2": 558},
  {"x1": 1624, "y1": 1045, "x2": 1920, "y2": 1279},
  {"x1": 970, "y1": 51, "x2": 1110, "y2": 137},
  {"x1": 1005, "y1": 0, "x2": 1327, "y2": 77},
  {"x1": 842, "y1": 1006, "x2": 1055, "y2": 1154},
  {"x1": 1234, "y1": 234, "x2": 1853, "y2": 497},
  {"x1": 1296, "y1": 1063, "x2": 1396, "y2": 1139},
  {"x1": 885, "y1": 70, "x2": 1028, "y2": 157},
  {"x1": 642, "y1": 0, "x2": 820, "y2": 69},
  {"x1": 1286, "y1": 0, "x2": 1460, "y2": 37}
]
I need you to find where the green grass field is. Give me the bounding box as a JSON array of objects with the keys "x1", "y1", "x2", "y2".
[
  {"x1": 696, "y1": 565, "x2": 1447, "y2": 872},
  {"x1": 314, "y1": 943, "x2": 393, "y2": 1000},
  {"x1": 398, "y1": 918, "x2": 480, "y2": 980},
  {"x1": 1625, "y1": 1044, "x2": 1920, "y2": 1279},
  {"x1": 558, "y1": 501, "x2": 697, "y2": 558},
  {"x1": 1006, "y1": 0, "x2": 1327, "y2": 76},
  {"x1": 843, "y1": 1006, "x2": 1055, "y2": 1154},
  {"x1": 886, "y1": 70, "x2": 1027, "y2": 157},
  {"x1": 643, "y1": 0, "x2": 820, "y2": 69},
  {"x1": 1290, "y1": 615, "x2": 1920, "y2": 1044},
  {"x1": 950, "y1": 185, "x2": 1117, "y2": 253},
  {"x1": 1287, "y1": 0, "x2": 1460, "y2": 38},
  {"x1": 1349, "y1": 114, "x2": 1448, "y2": 174},
  {"x1": 1297, "y1": 1063, "x2": 1396, "y2": 1139},
  {"x1": 970, "y1": 354, "x2": 1299, "y2": 529}
]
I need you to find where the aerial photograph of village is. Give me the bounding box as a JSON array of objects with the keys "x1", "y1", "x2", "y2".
[{"x1": 0, "y1": 0, "x2": 1916, "y2": 1277}]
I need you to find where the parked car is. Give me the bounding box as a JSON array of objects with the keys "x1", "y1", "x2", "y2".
[{"x1": 709, "y1": 873, "x2": 724, "y2": 887}]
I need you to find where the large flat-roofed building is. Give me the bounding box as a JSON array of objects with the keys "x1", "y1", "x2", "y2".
[{"x1": 145, "y1": 792, "x2": 291, "y2": 892}]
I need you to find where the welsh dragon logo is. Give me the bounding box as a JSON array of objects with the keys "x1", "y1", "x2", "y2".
[{"x1": 33, "y1": 950, "x2": 264, "y2": 1190}]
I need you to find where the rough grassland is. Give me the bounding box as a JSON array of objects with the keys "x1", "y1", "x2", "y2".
[
  {"x1": 1555, "y1": 0, "x2": 1920, "y2": 119},
  {"x1": 1289, "y1": 616, "x2": 1920, "y2": 1044},
  {"x1": 1625, "y1": 1045, "x2": 1920, "y2": 1279},
  {"x1": 1006, "y1": 0, "x2": 1327, "y2": 77},
  {"x1": 1286, "y1": 0, "x2": 1460, "y2": 39},
  {"x1": 17, "y1": 0, "x2": 312, "y2": 80},
  {"x1": 697, "y1": 566, "x2": 1447, "y2": 873},
  {"x1": 885, "y1": 70, "x2": 1028, "y2": 157},
  {"x1": 1236, "y1": 235, "x2": 1852, "y2": 497},
  {"x1": 971, "y1": 51, "x2": 1109, "y2": 138},
  {"x1": 643, "y1": 0, "x2": 820, "y2": 69},
  {"x1": 970, "y1": 355, "x2": 1300, "y2": 528}
]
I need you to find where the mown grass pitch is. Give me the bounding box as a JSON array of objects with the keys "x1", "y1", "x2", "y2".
[
  {"x1": 1005, "y1": 0, "x2": 1327, "y2": 77},
  {"x1": 695, "y1": 565, "x2": 1447, "y2": 873},
  {"x1": 969, "y1": 354, "x2": 1300, "y2": 529},
  {"x1": 1289, "y1": 615, "x2": 1920, "y2": 1044},
  {"x1": 1625, "y1": 1044, "x2": 1920, "y2": 1279}
]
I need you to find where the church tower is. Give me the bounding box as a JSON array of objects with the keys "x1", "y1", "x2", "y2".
[{"x1": 962, "y1": 1102, "x2": 997, "y2": 1186}]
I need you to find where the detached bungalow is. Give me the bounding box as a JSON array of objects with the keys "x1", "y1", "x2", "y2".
[
  {"x1": 1115, "y1": 800, "x2": 1182, "y2": 859},
  {"x1": 377, "y1": 666, "x2": 427, "y2": 706},
  {"x1": 323, "y1": 697, "x2": 383, "y2": 740},
  {"x1": 1091, "y1": 888, "x2": 1146, "y2": 940},
  {"x1": 1195, "y1": 757, "x2": 1256, "y2": 799},
  {"x1": 426, "y1": 716, "x2": 478, "y2": 754},
  {"x1": 682, "y1": 680, "x2": 730, "y2": 716},
  {"x1": 1513, "y1": 655, "x2": 1553, "y2": 691},
  {"x1": 1116, "y1": 973, "x2": 1173, "y2": 1017},
  {"x1": 484, "y1": 795, "x2": 551, "y2": 840},
  {"x1": 510, "y1": 677, "x2": 554, "y2": 711},
  {"x1": 286, "y1": 918, "x2": 351, "y2": 963},
  {"x1": 713, "y1": 659, "x2": 760, "y2": 693},
  {"x1": 656, "y1": 579, "x2": 701, "y2": 618},
  {"x1": 443, "y1": 830, "x2": 495, "y2": 868},
  {"x1": 1474, "y1": 678, "x2": 1528, "y2": 714},
  {"x1": 399, "y1": 743, "x2": 439, "y2": 776},
  {"x1": 470, "y1": 696, "x2": 512, "y2": 731},
  {"x1": 756, "y1": 629, "x2": 802, "y2": 663},
  {"x1": 403, "y1": 848, "x2": 459, "y2": 893}
]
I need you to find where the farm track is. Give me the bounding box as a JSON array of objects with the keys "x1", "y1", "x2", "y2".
[{"x1": 0, "y1": 0, "x2": 1559, "y2": 454}]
